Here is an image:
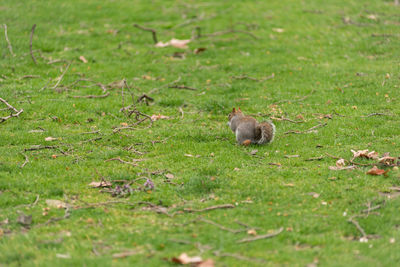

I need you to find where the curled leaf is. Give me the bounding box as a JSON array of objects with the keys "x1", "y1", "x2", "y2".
[{"x1": 366, "y1": 166, "x2": 388, "y2": 176}]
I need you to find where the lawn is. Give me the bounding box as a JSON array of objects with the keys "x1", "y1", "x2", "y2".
[{"x1": 1, "y1": 0, "x2": 400, "y2": 266}]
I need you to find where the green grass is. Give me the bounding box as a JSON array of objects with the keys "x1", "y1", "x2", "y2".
[{"x1": 1, "y1": 0, "x2": 400, "y2": 266}]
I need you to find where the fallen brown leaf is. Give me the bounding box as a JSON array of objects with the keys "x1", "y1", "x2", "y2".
[
  {"x1": 351, "y1": 149, "x2": 378, "y2": 160},
  {"x1": 194, "y1": 47, "x2": 206, "y2": 54},
  {"x1": 336, "y1": 159, "x2": 346, "y2": 167},
  {"x1": 155, "y1": 38, "x2": 191, "y2": 49},
  {"x1": 378, "y1": 156, "x2": 397, "y2": 166},
  {"x1": 329, "y1": 165, "x2": 357, "y2": 170},
  {"x1": 366, "y1": 166, "x2": 388, "y2": 176},
  {"x1": 165, "y1": 173, "x2": 174, "y2": 179}
]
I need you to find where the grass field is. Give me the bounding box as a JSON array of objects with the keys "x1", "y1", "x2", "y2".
[{"x1": 1, "y1": 0, "x2": 400, "y2": 266}]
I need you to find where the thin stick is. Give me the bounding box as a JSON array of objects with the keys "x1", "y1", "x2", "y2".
[
  {"x1": 183, "y1": 204, "x2": 235, "y2": 213},
  {"x1": 104, "y1": 156, "x2": 143, "y2": 166},
  {"x1": 0, "y1": 97, "x2": 24, "y2": 123},
  {"x1": 284, "y1": 122, "x2": 327, "y2": 135},
  {"x1": 198, "y1": 217, "x2": 247, "y2": 233},
  {"x1": 348, "y1": 215, "x2": 367, "y2": 239},
  {"x1": 361, "y1": 113, "x2": 390, "y2": 118},
  {"x1": 169, "y1": 85, "x2": 197, "y2": 91},
  {"x1": 271, "y1": 116, "x2": 304, "y2": 124},
  {"x1": 198, "y1": 29, "x2": 259, "y2": 40},
  {"x1": 214, "y1": 251, "x2": 267, "y2": 264},
  {"x1": 20, "y1": 153, "x2": 29, "y2": 168},
  {"x1": 237, "y1": 227, "x2": 284, "y2": 243},
  {"x1": 3, "y1": 24, "x2": 15, "y2": 57},
  {"x1": 69, "y1": 92, "x2": 110, "y2": 99},
  {"x1": 52, "y1": 62, "x2": 71, "y2": 90},
  {"x1": 133, "y1": 24, "x2": 158, "y2": 44},
  {"x1": 30, "y1": 24, "x2": 37, "y2": 64}
]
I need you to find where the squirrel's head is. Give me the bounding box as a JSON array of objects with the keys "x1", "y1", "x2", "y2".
[{"x1": 228, "y1": 107, "x2": 243, "y2": 121}]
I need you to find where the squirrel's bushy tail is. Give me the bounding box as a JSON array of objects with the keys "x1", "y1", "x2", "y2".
[{"x1": 257, "y1": 122, "x2": 275, "y2": 144}]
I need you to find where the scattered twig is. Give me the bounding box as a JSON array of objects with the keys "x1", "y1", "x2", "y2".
[
  {"x1": 360, "y1": 113, "x2": 390, "y2": 118},
  {"x1": 214, "y1": 251, "x2": 267, "y2": 264},
  {"x1": 168, "y1": 239, "x2": 192, "y2": 245},
  {"x1": 237, "y1": 227, "x2": 284, "y2": 243},
  {"x1": 30, "y1": 24, "x2": 37, "y2": 64},
  {"x1": 183, "y1": 204, "x2": 235, "y2": 213},
  {"x1": 284, "y1": 122, "x2": 327, "y2": 135},
  {"x1": 52, "y1": 62, "x2": 71, "y2": 90},
  {"x1": 3, "y1": 24, "x2": 15, "y2": 57},
  {"x1": 37, "y1": 205, "x2": 71, "y2": 227},
  {"x1": 305, "y1": 156, "x2": 324, "y2": 161},
  {"x1": 69, "y1": 92, "x2": 110, "y2": 99},
  {"x1": 104, "y1": 156, "x2": 143, "y2": 166},
  {"x1": 112, "y1": 249, "x2": 142, "y2": 259},
  {"x1": 196, "y1": 28, "x2": 259, "y2": 40},
  {"x1": 137, "y1": 94, "x2": 154, "y2": 105},
  {"x1": 20, "y1": 153, "x2": 29, "y2": 168},
  {"x1": 231, "y1": 73, "x2": 274, "y2": 82},
  {"x1": 271, "y1": 116, "x2": 304, "y2": 124},
  {"x1": 348, "y1": 215, "x2": 367, "y2": 240},
  {"x1": 24, "y1": 145, "x2": 58, "y2": 152},
  {"x1": 234, "y1": 220, "x2": 261, "y2": 230},
  {"x1": 148, "y1": 76, "x2": 181, "y2": 94},
  {"x1": 80, "y1": 130, "x2": 100, "y2": 135},
  {"x1": 199, "y1": 217, "x2": 247, "y2": 233},
  {"x1": 20, "y1": 75, "x2": 40, "y2": 79},
  {"x1": 169, "y1": 85, "x2": 197, "y2": 91},
  {"x1": 273, "y1": 90, "x2": 315, "y2": 105},
  {"x1": 0, "y1": 97, "x2": 24, "y2": 123},
  {"x1": 133, "y1": 24, "x2": 158, "y2": 44},
  {"x1": 179, "y1": 107, "x2": 184, "y2": 118}
]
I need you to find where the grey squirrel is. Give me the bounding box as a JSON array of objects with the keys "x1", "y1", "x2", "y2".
[{"x1": 228, "y1": 107, "x2": 275, "y2": 145}]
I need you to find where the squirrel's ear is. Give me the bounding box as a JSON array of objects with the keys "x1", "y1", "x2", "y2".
[
  {"x1": 232, "y1": 107, "x2": 236, "y2": 112},
  {"x1": 238, "y1": 107, "x2": 241, "y2": 112}
]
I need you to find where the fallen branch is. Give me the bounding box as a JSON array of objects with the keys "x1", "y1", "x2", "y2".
[
  {"x1": 271, "y1": 116, "x2": 304, "y2": 124},
  {"x1": 214, "y1": 251, "x2": 267, "y2": 264},
  {"x1": 348, "y1": 215, "x2": 367, "y2": 240},
  {"x1": 273, "y1": 90, "x2": 315, "y2": 105},
  {"x1": 231, "y1": 73, "x2": 274, "y2": 82},
  {"x1": 104, "y1": 156, "x2": 143, "y2": 166},
  {"x1": 169, "y1": 85, "x2": 197, "y2": 91},
  {"x1": 52, "y1": 62, "x2": 71, "y2": 90},
  {"x1": 69, "y1": 92, "x2": 110, "y2": 99},
  {"x1": 284, "y1": 122, "x2": 327, "y2": 135},
  {"x1": 237, "y1": 227, "x2": 284, "y2": 243},
  {"x1": 305, "y1": 156, "x2": 324, "y2": 161},
  {"x1": 3, "y1": 24, "x2": 15, "y2": 57},
  {"x1": 24, "y1": 145, "x2": 58, "y2": 152},
  {"x1": 133, "y1": 24, "x2": 158, "y2": 44},
  {"x1": 0, "y1": 97, "x2": 24, "y2": 123},
  {"x1": 30, "y1": 24, "x2": 37, "y2": 64},
  {"x1": 361, "y1": 113, "x2": 390, "y2": 118},
  {"x1": 183, "y1": 204, "x2": 235, "y2": 213},
  {"x1": 20, "y1": 153, "x2": 29, "y2": 168},
  {"x1": 198, "y1": 217, "x2": 247, "y2": 233}
]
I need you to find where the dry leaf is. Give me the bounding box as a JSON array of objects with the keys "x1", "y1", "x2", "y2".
[
  {"x1": 45, "y1": 136, "x2": 57, "y2": 142},
  {"x1": 172, "y1": 253, "x2": 203, "y2": 264},
  {"x1": 89, "y1": 181, "x2": 112, "y2": 188},
  {"x1": 378, "y1": 156, "x2": 397, "y2": 166},
  {"x1": 366, "y1": 14, "x2": 378, "y2": 20},
  {"x1": 351, "y1": 149, "x2": 378, "y2": 160},
  {"x1": 194, "y1": 47, "x2": 206, "y2": 54},
  {"x1": 284, "y1": 183, "x2": 295, "y2": 187},
  {"x1": 79, "y1": 55, "x2": 88, "y2": 63},
  {"x1": 366, "y1": 166, "x2": 388, "y2": 176},
  {"x1": 272, "y1": 28, "x2": 285, "y2": 33},
  {"x1": 184, "y1": 154, "x2": 194, "y2": 157},
  {"x1": 336, "y1": 159, "x2": 346, "y2": 167},
  {"x1": 46, "y1": 199, "x2": 67, "y2": 209},
  {"x1": 155, "y1": 38, "x2": 191, "y2": 49},
  {"x1": 165, "y1": 173, "x2": 174, "y2": 179},
  {"x1": 250, "y1": 149, "x2": 258, "y2": 155},
  {"x1": 151, "y1": 114, "x2": 169, "y2": 121}
]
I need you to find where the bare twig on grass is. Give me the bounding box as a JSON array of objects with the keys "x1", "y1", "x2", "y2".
[
  {"x1": 231, "y1": 73, "x2": 275, "y2": 82},
  {"x1": 237, "y1": 227, "x2": 284, "y2": 243},
  {"x1": 168, "y1": 85, "x2": 197, "y2": 91},
  {"x1": 69, "y1": 92, "x2": 110, "y2": 99},
  {"x1": 137, "y1": 94, "x2": 154, "y2": 105},
  {"x1": 168, "y1": 239, "x2": 192, "y2": 245},
  {"x1": 197, "y1": 217, "x2": 248, "y2": 233},
  {"x1": 3, "y1": 24, "x2": 15, "y2": 57},
  {"x1": 24, "y1": 145, "x2": 58, "y2": 152},
  {"x1": 20, "y1": 75, "x2": 40, "y2": 79},
  {"x1": 360, "y1": 113, "x2": 390, "y2": 118},
  {"x1": 0, "y1": 97, "x2": 24, "y2": 123},
  {"x1": 80, "y1": 130, "x2": 100, "y2": 135},
  {"x1": 52, "y1": 62, "x2": 71, "y2": 90},
  {"x1": 112, "y1": 249, "x2": 142, "y2": 259},
  {"x1": 305, "y1": 156, "x2": 324, "y2": 161},
  {"x1": 148, "y1": 76, "x2": 181, "y2": 94},
  {"x1": 30, "y1": 24, "x2": 37, "y2": 64},
  {"x1": 183, "y1": 204, "x2": 235, "y2": 213},
  {"x1": 104, "y1": 156, "x2": 143, "y2": 166},
  {"x1": 214, "y1": 251, "x2": 267, "y2": 264},
  {"x1": 133, "y1": 24, "x2": 158, "y2": 44},
  {"x1": 273, "y1": 90, "x2": 315, "y2": 105},
  {"x1": 348, "y1": 215, "x2": 367, "y2": 240},
  {"x1": 20, "y1": 153, "x2": 29, "y2": 168},
  {"x1": 284, "y1": 122, "x2": 327, "y2": 135},
  {"x1": 271, "y1": 116, "x2": 304, "y2": 124}
]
